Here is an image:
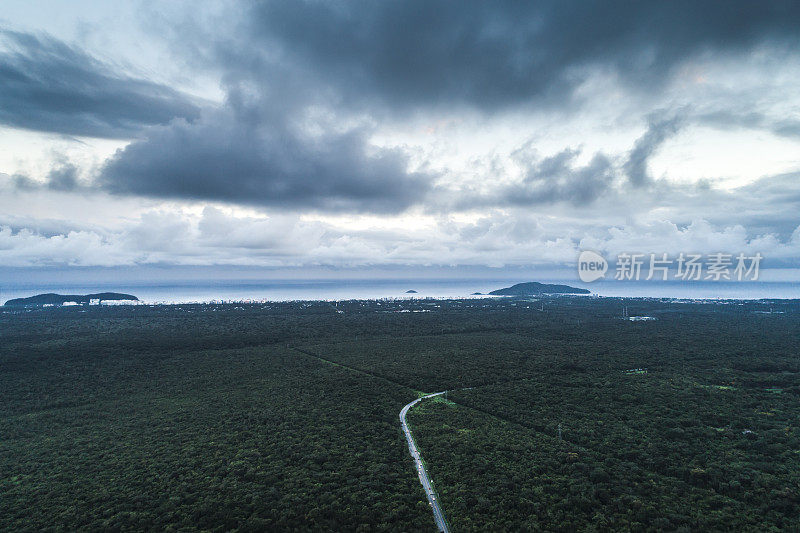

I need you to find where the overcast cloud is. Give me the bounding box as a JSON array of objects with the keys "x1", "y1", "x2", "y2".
[
  {"x1": 0, "y1": 29, "x2": 200, "y2": 138},
  {"x1": 1, "y1": 1, "x2": 800, "y2": 270}
]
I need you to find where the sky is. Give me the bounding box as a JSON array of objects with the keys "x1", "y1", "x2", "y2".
[{"x1": 2, "y1": 1, "x2": 800, "y2": 279}]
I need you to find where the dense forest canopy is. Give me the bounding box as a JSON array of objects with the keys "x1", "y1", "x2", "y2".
[{"x1": 1, "y1": 296, "x2": 798, "y2": 530}]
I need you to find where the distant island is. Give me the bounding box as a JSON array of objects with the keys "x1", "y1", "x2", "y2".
[
  {"x1": 4, "y1": 292, "x2": 139, "y2": 307},
  {"x1": 405, "y1": 290, "x2": 418, "y2": 294},
  {"x1": 488, "y1": 282, "x2": 590, "y2": 296}
]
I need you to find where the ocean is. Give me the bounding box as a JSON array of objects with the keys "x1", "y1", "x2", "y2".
[{"x1": 2, "y1": 278, "x2": 799, "y2": 305}]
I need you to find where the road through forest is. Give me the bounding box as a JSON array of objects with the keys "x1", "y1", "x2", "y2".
[{"x1": 400, "y1": 392, "x2": 450, "y2": 533}]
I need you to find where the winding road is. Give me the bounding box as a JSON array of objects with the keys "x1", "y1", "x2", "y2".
[{"x1": 400, "y1": 392, "x2": 450, "y2": 533}]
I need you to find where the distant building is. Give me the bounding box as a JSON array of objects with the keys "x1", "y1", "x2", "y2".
[{"x1": 624, "y1": 368, "x2": 648, "y2": 375}]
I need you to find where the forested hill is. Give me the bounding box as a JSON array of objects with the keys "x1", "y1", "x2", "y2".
[
  {"x1": 4, "y1": 292, "x2": 139, "y2": 307},
  {"x1": 488, "y1": 282, "x2": 590, "y2": 296}
]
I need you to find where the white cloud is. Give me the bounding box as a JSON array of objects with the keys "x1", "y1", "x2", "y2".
[{"x1": 2, "y1": 203, "x2": 796, "y2": 270}]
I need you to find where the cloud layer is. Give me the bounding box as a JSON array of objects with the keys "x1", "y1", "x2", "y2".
[
  {"x1": 245, "y1": 0, "x2": 800, "y2": 110},
  {"x1": 99, "y1": 109, "x2": 432, "y2": 213},
  {"x1": 2, "y1": 1, "x2": 800, "y2": 268},
  {"x1": 0, "y1": 29, "x2": 200, "y2": 138},
  {"x1": 1, "y1": 204, "x2": 798, "y2": 269},
  {"x1": 90, "y1": 1, "x2": 800, "y2": 213}
]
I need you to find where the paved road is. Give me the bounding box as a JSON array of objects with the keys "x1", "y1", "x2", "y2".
[{"x1": 400, "y1": 392, "x2": 450, "y2": 533}]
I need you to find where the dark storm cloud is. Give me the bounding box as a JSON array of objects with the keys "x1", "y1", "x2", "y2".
[
  {"x1": 734, "y1": 173, "x2": 800, "y2": 238},
  {"x1": 699, "y1": 110, "x2": 800, "y2": 140},
  {"x1": 654, "y1": 172, "x2": 800, "y2": 241},
  {"x1": 10, "y1": 173, "x2": 36, "y2": 190},
  {"x1": 0, "y1": 29, "x2": 200, "y2": 138},
  {"x1": 508, "y1": 149, "x2": 615, "y2": 206},
  {"x1": 5, "y1": 157, "x2": 82, "y2": 192},
  {"x1": 243, "y1": 0, "x2": 800, "y2": 110},
  {"x1": 96, "y1": 1, "x2": 800, "y2": 213},
  {"x1": 99, "y1": 110, "x2": 431, "y2": 213},
  {"x1": 624, "y1": 115, "x2": 685, "y2": 186},
  {"x1": 439, "y1": 147, "x2": 616, "y2": 212},
  {"x1": 46, "y1": 162, "x2": 79, "y2": 191}
]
